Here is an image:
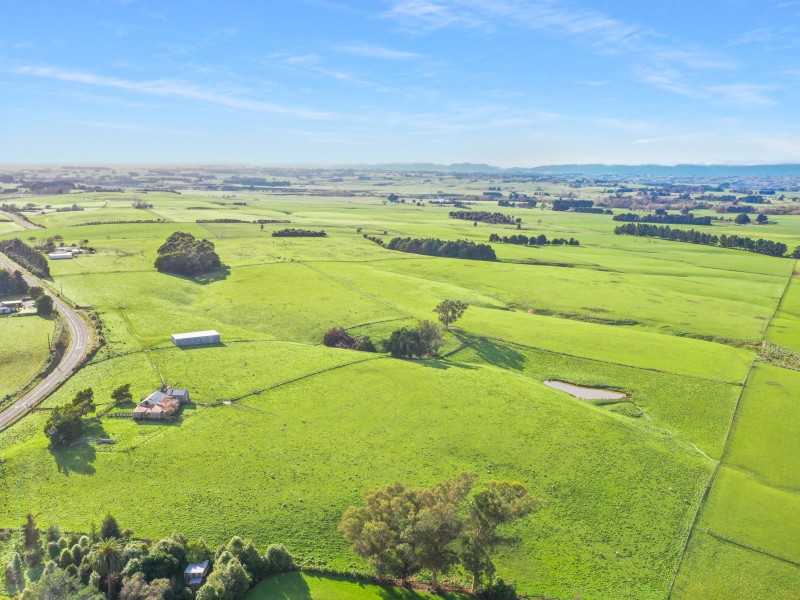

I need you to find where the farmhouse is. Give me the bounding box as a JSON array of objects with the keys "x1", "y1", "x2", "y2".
[
  {"x1": 132, "y1": 388, "x2": 190, "y2": 420},
  {"x1": 48, "y1": 252, "x2": 73, "y2": 260},
  {"x1": 171, "y1": 330, "x2": 221, "y2": 346},
  {"x1": 184, "y1": 561, "x2": 210, "y2": 590}
]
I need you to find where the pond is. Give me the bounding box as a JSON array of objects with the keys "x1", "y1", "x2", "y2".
[{"x1": 543, "y1": 380, "x2": 626, "y2": 400}]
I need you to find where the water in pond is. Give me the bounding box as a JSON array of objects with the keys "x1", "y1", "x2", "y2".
[{"x1": 543, "y1": 380, "x2": 626, "y2": 400}]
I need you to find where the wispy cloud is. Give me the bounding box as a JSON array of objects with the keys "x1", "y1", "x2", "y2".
[
  {"x1": 637, "y1": 68, "x2": 776, "y2": 106},
  {"x1": 335, "y1": 43, "x2": 424, "y2": 60},
  {"x1": 8, "y1": 64, "x2": 332, "y2": 119},
  {"x1": 706, "y1": 83, "x2": 777, "y2": 106}
]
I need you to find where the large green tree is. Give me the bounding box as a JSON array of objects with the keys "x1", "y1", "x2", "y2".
[
  {"x1": 92, "y1": 538, "x2": 125, "y2": 596},
  {"x1": 434, "y1": 299, "x2": 469, "y2": 330}
]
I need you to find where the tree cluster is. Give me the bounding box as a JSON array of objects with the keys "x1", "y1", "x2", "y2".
[
  {"x1": 5, "y1": 513, "x2": 294, "y2": 600},
  {"x1": 551, "y1": 199, "x2": 593, "y2": 212},
  {"x1": 0, "y1": 269, "x2": 28, "y2": 297},
  {"x1": 271, "y1": 229, "x2": 327, "y2": 238},
  {"x1": 614, "y1": 223, "x2": 788, "y2": 257},
  {"x1": 0, "y1": 238, "x2": 50, "y2": 277},
  {"x1": 339, "y1": 474, "x2": 537, "y2": 592},
  {"x1": 385, "y1": 237, "x2": 496, "y2": 261},
  {"x1": 612, "y1": 212, "x2": 712, "y2": 225},
  {"x1": 448, "y1": 211, "x2": 515, "y2": 225},
  {"x1": 154, "y1": 232, "x2": 222, "y2": 277},
  {"x1": 322, "y1": 327, "x2": 377, "y2": 352},
  {"x1": 382, "y1": 321, "x2": 443, "y2": 358},
  {"x1": 44, "y1": 389, "x2": 96, "y2": 447},
  {"x1": 488, "y1": 233, "x2": 579, "y2": 246}
]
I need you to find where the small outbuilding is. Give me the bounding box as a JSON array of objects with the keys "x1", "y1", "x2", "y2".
[
  {"x1": 184, "y1": 561, "x2": 210, "y2": 590},
  {"x1": 48, "y1": 252, "x2": 73, "y2": 260},
  {"x1": 171, "y1": 330, "x2": 221, "y2": 346}
]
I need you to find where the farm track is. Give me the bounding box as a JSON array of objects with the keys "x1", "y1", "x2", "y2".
[
  {"x1": 666, "y1": 260, "x2": 798, "y2": 598},
  {"x1": 0, "y1": 254, "x2": 91, "y2": 431}
]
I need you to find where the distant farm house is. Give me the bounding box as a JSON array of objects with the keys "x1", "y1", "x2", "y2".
[
  {"x1": 171, "y1": 330, "x2": 221, "y2": 346},
  {"x1": 133, "y1": 388, "x2": 190, "y2": 421},
  {"x1": 184, "y1": 560, "x2": 210, "y2": 591}
]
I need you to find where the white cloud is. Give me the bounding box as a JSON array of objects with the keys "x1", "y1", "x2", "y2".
[
  {"x1": 335, "y1": 43, "x2": 424, "y2": 60},
  {"x1": 8, "y1": 64, "x2": 332, "y2": 119}
]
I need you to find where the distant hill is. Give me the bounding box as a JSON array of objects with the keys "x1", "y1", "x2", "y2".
[{"x1": 355, "y1": 162, "x2": 800, "y2": 178}]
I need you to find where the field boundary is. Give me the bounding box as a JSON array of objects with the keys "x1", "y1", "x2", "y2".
[{"x1": 666, "y1": 260, "x2": 797, "y2": 598}]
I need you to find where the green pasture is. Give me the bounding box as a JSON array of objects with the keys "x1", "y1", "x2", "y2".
[
  {"x1": 1, "y1": 187, "x2": 799, "y2": 599},
  {"x1": 0, "y1": 316, "x2": 54, "y2": 401},
  {"x1": 243, "y1": 572, "x2": 465, "y2": 600}
]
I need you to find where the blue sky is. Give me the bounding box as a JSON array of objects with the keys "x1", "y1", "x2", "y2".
[{"x1": 1, "y1": 0, "x2": 799, "y2": 166}]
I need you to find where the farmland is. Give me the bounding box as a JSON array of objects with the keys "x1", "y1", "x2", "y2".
[
  {"x1": 0, "y1": 316, "x2": 54, "y2": 402},
  {"x1": 1, "y1": 168, "x2": 800, "y2": 599}
]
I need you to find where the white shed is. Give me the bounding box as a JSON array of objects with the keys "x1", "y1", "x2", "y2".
[
  {"x1": 171, "y1": 330, "x2": 221, "y2": 346},
  {"x1": 48, "y1": 252, "x2": 73, "y2": 260}
]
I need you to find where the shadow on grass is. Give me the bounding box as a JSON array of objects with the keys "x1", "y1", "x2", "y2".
[
  {"x1": 177, "y1": 342, "x2": 227, "y2": 351},
  {"x1": 455, "y1": 334, "x2": 526, "y2": 371},
  {"x1": 159, "y1": 266, "x2": 230, "y2": 285},
  {"x1": 258, "y1": 572, "x2": 464, "y2": 600},
  {"x1": 50, "y1": 420, "x2": 107, "y2": 475},
  {"x1": 417, "y1": 359, "x2": 479, "y2": 371}
]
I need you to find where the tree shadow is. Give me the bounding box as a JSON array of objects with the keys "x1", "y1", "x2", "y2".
[
  {"x1": 416, "y1": 358, "x2": 479, "y2": 371},
  {"x1": 177, "y1": 342, "x2": 227, "y2": 351},
  {"x1": 50, "y1": 419, "x2": 107, "y2": 475},
  {"x1": 455, "y1": 335, "x2": 527, "y2": 371},
  {"x1": 159, "y1": 266, "x2": 230, "y2": 285}
]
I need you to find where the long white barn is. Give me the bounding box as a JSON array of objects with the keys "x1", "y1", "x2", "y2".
[{"x1": 171, "y1": 330, "x2": 221, "y2": 346}]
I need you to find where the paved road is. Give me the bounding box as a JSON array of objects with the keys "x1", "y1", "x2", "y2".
[
  {"x1": 0, "y1": 254, "x2": 91, "y2": 431},
  {"x1": 0, "y1": 210, "x2": 42, "y2": 230}
]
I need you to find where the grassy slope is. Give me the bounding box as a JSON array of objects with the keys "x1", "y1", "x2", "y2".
[
  {"x1": 672, "y1": 270, "x2": 800, "y2": 597},
  {"x1": 2, "y1": 190, "x2": 797, "y2": 599},
  {"x1": 0, "y1": 316, "x2": 54, "y2": 400}
]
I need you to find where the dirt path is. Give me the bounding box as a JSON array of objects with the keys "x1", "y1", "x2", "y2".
[{"x1": 0, "y1": 254, "x2": 91, "y2": 431}]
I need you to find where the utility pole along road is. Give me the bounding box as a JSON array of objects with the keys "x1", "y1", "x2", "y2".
[{"x1": 0, "y1": 254, "x2": 91, "y2": 431}]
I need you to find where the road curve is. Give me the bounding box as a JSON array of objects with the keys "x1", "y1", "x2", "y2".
[
  {"x1": 0, "y1": 254, "x2": 91, "y2": 431},
  {"x1": 0, "y1": 210, "x2": 42, "y2": 230}
]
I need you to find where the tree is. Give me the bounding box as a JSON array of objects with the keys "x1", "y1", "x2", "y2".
[
  {"x1": 793, "y1": 246, "x2": 800, "y2": 259},
  {"x1": 416, "y1": 321, "x2": 443, "y2": 357},
  {"x1": 459, "y1": 481, "x2": 538, "y2": 592},
  {"x1": 264, "y1": 545, "x2": 293, "y2": 574},
  {"x1": 339, "y1": 482, "x2": 420, "y2": 581},
  {"x1": 111, "y1": 385, "x2": 132, "y2": 405},
  {"x1": 434, "y1": 299, "x2": 469, "y2": 330},
  {"x1": 92, "y1": 538, "x2": 125, "y2": 596},
  {"x1": 382, "y1": 328, "x2": 422, "y2": 358},
  {"x1": 735, "y1": 213, "x2": 751, "y2": 224},
  {"x1": 35, "y1": 294, "x2": 54, "y2": 315},
  {"x1": 4, "y1": 552, "x2": 23, "y2": 588},
  {"x1": 19, "y1": 565, "x2": 105, "y2": 600},
  {"x1": 756, "y1": 213, "x2": 768, "y2": 224},
  {"x1": 101, "y1": 514, "x2": 122, "y2": 540},
  {"x1": 198, "y1": 554, "x2": 251, "y2": 600},
  {"x1": 25, "y1": 513, "x2": 40, "y2": 550},
  {"x1": 409, "y1": 473, "x2": 476, "y2": 588}
]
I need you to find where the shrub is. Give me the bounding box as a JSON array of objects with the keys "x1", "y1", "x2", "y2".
[
  {"x1": 264, "y1": 544, "x2": 293, "y2": 574},
  {"x1": 475, "y1": 579, "x2": 518, "y2": 600}
]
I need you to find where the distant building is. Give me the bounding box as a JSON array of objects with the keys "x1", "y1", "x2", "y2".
[
  {"x1": 184, "y1": 561, "x2": 210, "y2": 590},
  {"x1": 48, "y1": 252, "x2": 73, "y2": 260},
  {"x1": 0, "y1": 306, "x2": 13, "y2": 315},
  {"x1": 171, "y1": 330, "x2": 221, "y2": 346}
]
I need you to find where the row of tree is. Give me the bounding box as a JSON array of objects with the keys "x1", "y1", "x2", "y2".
[
  {"x1": 5, "y1": 513, "x2": 292, "y2": 600},
  {"x1": 612, "y1": 212, "x2": 712, "y2": 225},
  {"x1": 154, "y1": 232, "x2": 222, "y2": 276},
  {"x1": 0, "y1": 238, "x2": 50, "y2": 277},
  {"x1": 614, "y1": 223, "x2": 789, "y2": 257},
  {"x1": 271, "y1": 229, "x2": 327, "y2": 238},
  {"x1": 384, "y1": 237, "x2": 496, "y2": 261},
  {"x1": 551, "y1": 199, "x2": 593, "y2": 212},
  {"x1": 340, "y1": 473, "x2": 537, "y2": 592},
  {"x1": 488, "y1": 234, "x2": 580, "y2": 246},
  {"x1": 322, "y1": 328, "x2": 376, "y2": 352},
  {"x1": 448, "y1": 211, "x2": 515, "y2": 225}
]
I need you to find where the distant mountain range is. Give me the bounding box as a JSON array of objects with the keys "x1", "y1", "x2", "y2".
[{"x1": 355, "y1": 163, "x2": 800, "y2": 178}]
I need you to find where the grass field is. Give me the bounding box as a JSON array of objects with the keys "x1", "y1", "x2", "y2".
[
  {"x1": 1, "y1": 185, "x2": 798, "y2": 599},
  {"x1": 243, "y1": 572, "x2": 465, "y2": 600},
  {"x1": 0, "y1": 315, "x2": 54, "y2": 401}
]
